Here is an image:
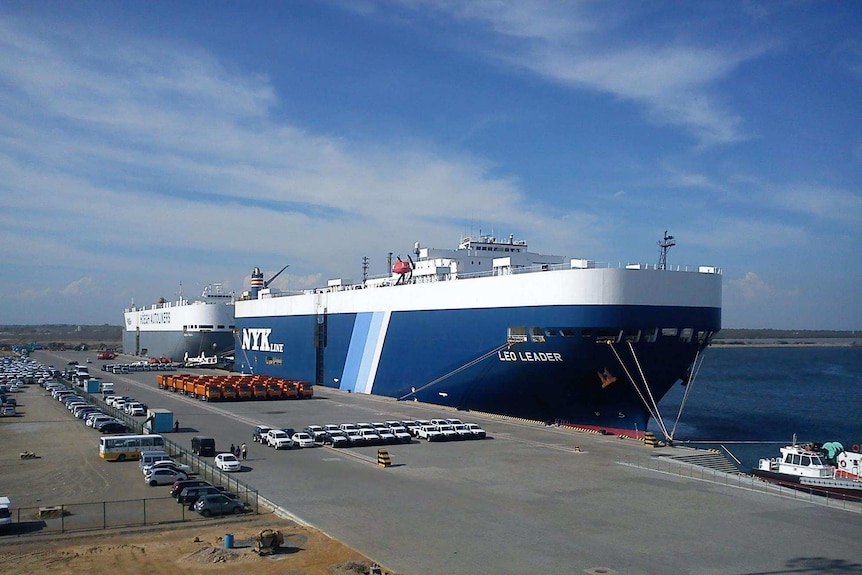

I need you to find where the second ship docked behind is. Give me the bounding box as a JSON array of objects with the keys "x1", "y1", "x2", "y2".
[
  {"x1": 233, "y1": 234, "x2": 722, "y2": 437},
  {"x1": 123, "y1": 284, "x2": 236, "y2": 362}
]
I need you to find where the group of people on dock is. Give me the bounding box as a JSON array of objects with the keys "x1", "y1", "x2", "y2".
[{"x1": 229, "y1": 442, "x2": 248, "y2": 460}]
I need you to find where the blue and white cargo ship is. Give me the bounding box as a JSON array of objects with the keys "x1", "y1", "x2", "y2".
[
  {"x1": 123, "y1": 284, "x2": 236, "y2": 361},
  {"x1": 234, "y1": 234, "x2": 722, "y2": 435}
]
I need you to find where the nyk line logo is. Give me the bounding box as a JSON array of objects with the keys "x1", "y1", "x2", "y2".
[{"x1": 241, "y1": 328, "x2": 284, "y2": 352}]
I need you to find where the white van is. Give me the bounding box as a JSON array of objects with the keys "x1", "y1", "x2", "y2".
[
  {"x1": 138, "y1": 450, "x2": 172, "y2": 472},
  {"x1": 0, "y1": 496, "x2": 11, "y2": 528},
  {"x1": 100, "y1": 381, "x2": 114, "y2": 394}
]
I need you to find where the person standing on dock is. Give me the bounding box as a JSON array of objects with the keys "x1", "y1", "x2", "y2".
[{"x1": 241, "y1": 443, "x2": 247, "y2": 460}]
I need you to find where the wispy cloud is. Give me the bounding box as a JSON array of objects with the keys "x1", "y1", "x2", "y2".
[
  {"x1": 390, "y1": 1, "x2": 765, "y2": 145},
  {"x1": 60, "y1": 277, "x2": 95, "y2": 296},
  {"x1": 726, "y1": 271, "x2": 800, "y2": 310},
  {"x1": 729, "y1": 271, "x2": 774, "y2": 301},
  {"x1": 0, "y1": 16, "x2": 599, "y2": 286},
  {"x1": 769, "y1": 183, "x2": 862, "y2": 223},
  {"x1": 686, "y1": 216, "x2": 807, "y2": 251}
]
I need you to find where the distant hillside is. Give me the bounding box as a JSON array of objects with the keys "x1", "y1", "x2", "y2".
[
  {"x1": 714, "y1": 328, "x2": 858, "y2": 340},
  {"x1": 0, "y1": 324, "x2": 122, "y2": 351}
]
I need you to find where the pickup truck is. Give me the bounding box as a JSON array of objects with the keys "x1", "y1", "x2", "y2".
[
  {"x1": 436, "y1": 424, "x2": 459, "y2": 441},
  {"x1": 358, "y1": 428, "x2": 381, "y2": 445},
  {"x1": 464, "y1": 423, "x2": 487, "y2": 439},
  {"x1": 265, "y1": 429, "x2": 293, "y2": 449},
  {"x1": 374, "y1": 426, "x2": 396, "y2": 445},
  {"x1": 417, "y1": 425, "x2": 444, "y2": 442},
  {"x1": 450, "y1": 423, "x2": 474, "y2": 440},
  {"x1": 387, "y1": 424, "x2": 413, "y2": 444},
  {"x1": 344, "y1": 429, "x2": 365, "y2": 446}
]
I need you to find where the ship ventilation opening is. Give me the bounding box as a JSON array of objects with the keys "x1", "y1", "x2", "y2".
[{"x1": 606, "y1": 340, "x2": 708, "y2": 443}]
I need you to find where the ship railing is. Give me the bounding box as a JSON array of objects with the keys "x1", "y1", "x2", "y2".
[
  {"x1": 264, "y1": 261, "x2": 722, "y2": 299},
  {"x1": 453, "y1": 261, "x2": 722, "y2": 281}
]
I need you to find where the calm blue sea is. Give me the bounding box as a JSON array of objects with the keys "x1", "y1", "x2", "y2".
[{"x1": 646, "y1": 345, "x2": 862, "y2": 470}]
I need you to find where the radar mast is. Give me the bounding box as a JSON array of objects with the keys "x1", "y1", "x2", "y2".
[{"x1": 657, "y1": 230, "x2": 675, "y2": 270}]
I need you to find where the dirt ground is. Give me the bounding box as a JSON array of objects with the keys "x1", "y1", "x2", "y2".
[
  {"x1": 0, "y1": 377, "x2": 385, "y2": 575},
  {"x1": 0, "y1": 517, "x2": 380, "y2": 575}
]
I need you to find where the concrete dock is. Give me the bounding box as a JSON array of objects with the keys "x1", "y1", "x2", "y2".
[{"x1": 30, "y1": 351, "x2": 862, "y2": 574}]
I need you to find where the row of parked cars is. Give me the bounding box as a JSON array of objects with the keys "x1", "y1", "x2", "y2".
[
  {"x1": 0, "y1": 356, "x2": 58, "y2": 386},
  {"x1": 102, "y1": 361, "x2": 176, "y2": 374},
  {"x1": 169, "y1": 478, "x2": 250, "y2": 516},
  {"x1": 45, "y1": 381, "x2": 131, "y2": 433},
  {"x1": 103, "y1": 394, "x2": 147, "y2": 416},
  {"x1": 140, "y1": 451, "x2": 193, "y2": 486},
  {"x1": 138, "y1": 453, "x2": 250, "y2": 517},
  {"x1": 1, "y1": 356, "x2": 61, "y2": 417},
  {"x1": 25, "y1": 360, "x2": 251, "y2": 521},
  {"x1": 411, "y1": 418, "x2": 487, "y2": 442},
  {"x1": 252, "y1": 417, "x2": 487, "y2": 449},
  {"x1": 0, "y1": 381, "x2": 21, "y2": 417}
]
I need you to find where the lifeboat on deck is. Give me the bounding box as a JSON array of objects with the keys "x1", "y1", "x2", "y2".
[{"x1": 392, "y1": 258, "x2": 412, "y2": 275}]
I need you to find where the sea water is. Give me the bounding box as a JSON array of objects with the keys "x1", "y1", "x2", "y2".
[{"x1": 647, "y1": 345, "x2": 862, "y2": 470}]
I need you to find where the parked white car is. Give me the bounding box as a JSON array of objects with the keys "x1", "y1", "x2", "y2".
[
  {"x1": 125, "y1": 402, "x2": 146, "y2": 416},
  {"x1": 290, "y1": 432, "x2": 316, "y2": 448},
  {"x1": 142, "y1": 460, "x2": 192, "y2": 476},
  {"x1": 87, "y1": 414, "x2": 114, "y2": 428},
  {"x1": 265, "y1": 429, "x2": 293, "y2": 449},
  {"x1": 303, "y1": 425, "x2": 327, "y2": 442},
  {"x1": 145, "y1": 467, "x2": 188, "y2": 486},
  {"x1": 214, "y1": 453, "x2": 242, "y2": 472}
]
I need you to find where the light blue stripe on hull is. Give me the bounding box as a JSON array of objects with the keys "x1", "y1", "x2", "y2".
[
  {"x1": 342, "y1": 311, "x2": 391, "y2": 394},
  {"x1": 342, "y1": 312, "x2": 373, "y2": 393}
]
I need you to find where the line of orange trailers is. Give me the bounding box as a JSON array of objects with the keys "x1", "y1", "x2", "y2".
[{"x1": 156, "y1": 374, "x2": 313, "y2": 401}]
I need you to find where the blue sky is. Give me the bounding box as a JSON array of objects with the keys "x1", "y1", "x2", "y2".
[{"x1": 0, "y1": 1, "x2": 860, "y2": 329}]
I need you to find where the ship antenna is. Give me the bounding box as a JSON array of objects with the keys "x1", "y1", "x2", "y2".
[
  {"x1": 657, "y1": 230, "x2": 675, "y2": 270},
  {"x1": 362, "y1": 256, "x2": 369, "y2": 284}
]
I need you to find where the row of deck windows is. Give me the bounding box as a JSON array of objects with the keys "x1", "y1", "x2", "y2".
[
  {"x1": 784, "y1": 453, "x2": 823, "y2": 466},
  {"x1": 507, "y1": 327, "x2": 714, "y2": 344},
  {"x1": 474, "y1": 246, "x2": 522, "y2": 253}
]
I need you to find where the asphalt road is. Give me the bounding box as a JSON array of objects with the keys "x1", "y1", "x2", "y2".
[{"x1": 32, "y1": 350, "x2": 862, "y2": 575}]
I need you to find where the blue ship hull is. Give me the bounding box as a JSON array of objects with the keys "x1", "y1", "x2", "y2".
[
  {"x1": 123, "y1": 330, "x2": 234, "y2": 362},
  {"x1": 234, "y1": 303, "x2": 719, "y2": 432}
]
